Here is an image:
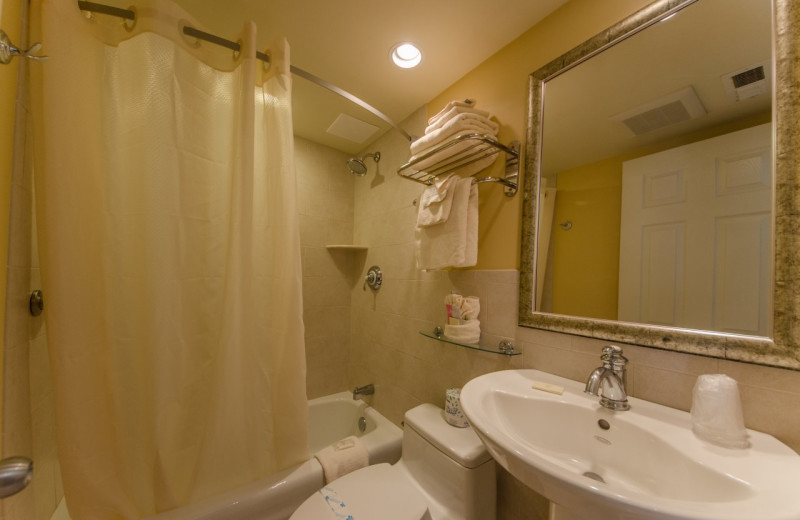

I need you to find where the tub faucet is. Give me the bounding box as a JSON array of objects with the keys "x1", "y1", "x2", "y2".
[
  {"x1": 585, "y1": 346, "x2": 630, "y2": 411},
  {"x1": 353, "y1": 384, "x2": 374, "y2": 400}
]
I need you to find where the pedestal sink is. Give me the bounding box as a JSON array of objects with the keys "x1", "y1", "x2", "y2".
[{"x1": 460, "y1": 369, "x2": 800, "y2": 520}]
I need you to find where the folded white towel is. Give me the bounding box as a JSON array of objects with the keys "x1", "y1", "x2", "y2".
[
  {"x1": 415, "y1": 177, "x2": 478, "y2": 270},
  {"x1": 428, "y1": 99, "x2": 476, "y2": 126},
  {"x1": 409, "y1": 141, "x2": 499, "y2": 180},
  {"x1": 417, "y1": 174, "x2": 457, "y2": 227},
  {"x1": 410, "y1": 113, "x2": 498, "y2": 156},
  {"x1": 444, "y1": 319, "x2": 481, "y2": 344},
  {"x1": 314, "y1": 436, "x2": 369, "y2": 484},
  {"x1": 425, "y1": 105, "x2": 492, "y2": 135}
]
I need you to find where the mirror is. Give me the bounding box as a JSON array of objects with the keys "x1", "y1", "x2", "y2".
[{"x1": 520, "y1": 0, "x2": 800, "y2": 369}]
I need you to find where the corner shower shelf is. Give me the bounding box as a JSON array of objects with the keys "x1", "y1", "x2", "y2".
[
  {"x1": 420, "y1": 327, "x2": 519, "y2": 357},
  {"x1": 397, "y1": 134, "x2": 520, "y2": 197}
]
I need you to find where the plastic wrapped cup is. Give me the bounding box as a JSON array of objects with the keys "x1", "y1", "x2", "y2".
[
  {"x1": 445, "y1": 388, "x2": 469, "y2": 428},
  {"x1": 691, "y1": 374, "x2": 749, "y2": 449}
]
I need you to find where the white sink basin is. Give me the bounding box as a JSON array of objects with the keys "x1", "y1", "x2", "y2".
[{"x1": 460, "y1": 369, "x2": 800, "y2": 520}]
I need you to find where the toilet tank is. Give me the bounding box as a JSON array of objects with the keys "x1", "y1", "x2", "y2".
[{"x1": 401, "y1": 404, "x2": 496, "y2": 520}]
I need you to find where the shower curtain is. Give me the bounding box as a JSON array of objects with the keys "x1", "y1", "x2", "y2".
[{"x1": 30, "y1": 1, "x2": 308, "y2": 518}]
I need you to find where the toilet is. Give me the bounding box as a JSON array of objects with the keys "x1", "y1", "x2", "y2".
[{"x1": 290, "y1": 403, "x2": 496, "y2": 520}]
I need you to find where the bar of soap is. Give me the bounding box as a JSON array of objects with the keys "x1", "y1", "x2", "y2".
[{"x1": 532, "y1": 381, "x2": 564, "y2": 395}]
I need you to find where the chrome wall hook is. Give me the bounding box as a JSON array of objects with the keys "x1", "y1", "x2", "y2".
[{"x1": 0, "y1": 30, "x2": 48, "y2": 65}]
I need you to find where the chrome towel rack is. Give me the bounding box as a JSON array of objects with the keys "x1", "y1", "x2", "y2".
[{"x1": 397, "y1": 134, "x2": 520, "y2": 197}]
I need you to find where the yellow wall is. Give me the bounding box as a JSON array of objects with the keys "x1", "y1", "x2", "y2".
[
  {"x1": 0, "y1": 0, "x2": 22, "y2": 451},
  {"x1": 428, "y1": 0, "x2": 654, "y2": 269},
  {"x1": 551, "y1": 162, "x2": 621, "y2": 319}
]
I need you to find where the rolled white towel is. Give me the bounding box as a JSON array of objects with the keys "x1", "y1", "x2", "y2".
[
  {"x1": 428, "y1": 99, "x2": 477, "y2": 126},
  {"x1": 314, "y1": 436, "x2": 369, "y2": 483},
  {"x1": 444, "y1": 320, "x2": 481, "y2": 345},
  {"x1": 411, "y1": 113, "x2": 499, "y2": 156},
  {"x1": 460, "y1": 296, "x2": 480, "y2": 321}
]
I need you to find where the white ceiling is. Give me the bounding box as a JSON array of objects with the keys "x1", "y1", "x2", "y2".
[
  {"x1": 164, "y1": 0, "x2": 570, "y2": 154},
  {"x1": 541, "y1": 0, "x2": 772, "y2": 177}
]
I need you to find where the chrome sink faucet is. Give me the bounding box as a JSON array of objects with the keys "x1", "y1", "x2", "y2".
[
  {"x1": 353, "y1": 384, "x2": 374, "y2": 400},
  {"x1": 585, "y1": 346, "x2": 630, "y2": 411}
]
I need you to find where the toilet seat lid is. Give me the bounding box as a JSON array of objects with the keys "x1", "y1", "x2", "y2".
[{"x1": 290, "y1": 463, "x2": 429, "y2": 520}]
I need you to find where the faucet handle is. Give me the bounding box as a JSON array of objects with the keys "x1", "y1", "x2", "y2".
[{"x1": 601, "y1": 345, "x2": 628, "y2": 369}]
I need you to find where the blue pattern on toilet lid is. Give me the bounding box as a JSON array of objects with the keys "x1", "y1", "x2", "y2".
[{"x1": 290, "y1": 463, "x2": 429, "y2": 520}]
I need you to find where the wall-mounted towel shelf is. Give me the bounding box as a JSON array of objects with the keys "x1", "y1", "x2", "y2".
[
  {"x1": 397, "y1": 134, "x2": 520, "y2": 197},
  {"x1": 420, "y1": 327, "x2": 519, "y2": 357}
]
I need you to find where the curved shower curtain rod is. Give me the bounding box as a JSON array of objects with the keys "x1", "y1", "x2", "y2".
[{"x1": 75, "y1": 1, "x2": 415, "y2": 143}]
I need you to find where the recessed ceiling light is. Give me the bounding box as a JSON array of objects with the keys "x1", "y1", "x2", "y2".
[{"x1": 391, "y1": 42, "x2": 422, "y2": 69}]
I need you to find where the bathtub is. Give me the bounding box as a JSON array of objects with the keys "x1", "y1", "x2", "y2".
[{"x1": 143, "y1": 391, "x2": 402, "y2": 520}]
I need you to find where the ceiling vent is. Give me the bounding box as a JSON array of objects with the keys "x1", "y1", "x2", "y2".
[
  {"x1": 721, "y1": 62, "x2": 770, "y2": 102},
  {"x1": 326, "y1": 113, "x2": 379, "y2": 143},
  {"x1": 611, "y1": 86, "x2": 707, "y2": 136}
]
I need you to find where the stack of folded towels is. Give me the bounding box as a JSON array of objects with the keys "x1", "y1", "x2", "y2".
[
  {"x1": 414, "y1": 100, "x2": 498, "y2": 270},
  {"x1": 408, "y1": 99, "x2": 500, "y2": 177}
]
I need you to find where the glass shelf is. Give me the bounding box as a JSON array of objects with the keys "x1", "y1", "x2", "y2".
[{"x1": 419, "y1": 329, "x2": 520, "y2": 356}]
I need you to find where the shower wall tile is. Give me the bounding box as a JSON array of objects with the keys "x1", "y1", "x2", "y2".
[
  {"x1": 7, "y1": 181, "x2": 31, "y2": 269},
  {"x1": 294, "y1": 137, "x2": 354, "y2": 399}
]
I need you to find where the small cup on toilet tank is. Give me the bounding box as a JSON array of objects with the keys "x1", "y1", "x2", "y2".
[{"x1": 445, "y1": 388, "x2": 469, "y2": 427}]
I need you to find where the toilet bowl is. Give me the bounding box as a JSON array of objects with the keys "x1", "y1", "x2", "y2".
[{"x1": 290, "y1": 403, "x2": 496, "y2": 520}]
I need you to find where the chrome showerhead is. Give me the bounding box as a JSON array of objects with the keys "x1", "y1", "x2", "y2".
[{"x1": 346, "y1": 152, "x2": 380, "y2": 176}]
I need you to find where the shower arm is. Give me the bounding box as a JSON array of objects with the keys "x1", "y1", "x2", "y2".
[{"x1": 76, "y1": 1, "x2": 415, "y2": 143}]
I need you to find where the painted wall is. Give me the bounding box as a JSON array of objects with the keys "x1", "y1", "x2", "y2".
[{"x1": 550, "y1": 163, "x2": 621, "y2": 319}]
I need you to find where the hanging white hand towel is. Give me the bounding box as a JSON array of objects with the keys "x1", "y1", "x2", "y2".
[
  {"x1": 462, "y1": 181, "x2": 478, "y2": 267},
  {"x1": 415, "y1": 177, "x2": 478, "y2": 270},
  {"x1": 417, "y1": 174, "x2": 457, "y2": 227}
]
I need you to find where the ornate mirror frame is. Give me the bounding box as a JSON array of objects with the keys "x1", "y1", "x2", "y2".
[{"x1": 519, "y1": 0, "x2": 800, "y2": 370}]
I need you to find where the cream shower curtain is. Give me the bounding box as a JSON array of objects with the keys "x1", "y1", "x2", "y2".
[{"x1": 30, "y1": 1, "x2": 308, "y2": 518}]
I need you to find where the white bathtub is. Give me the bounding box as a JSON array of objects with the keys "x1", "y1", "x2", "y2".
[{"x1": 142, "y1": 391, "x2": 402, "y2": 520}]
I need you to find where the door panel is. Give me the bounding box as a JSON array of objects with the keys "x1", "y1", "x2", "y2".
[{"x1": 619, "y1": 123, "x2": 771, "y2": 335}]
